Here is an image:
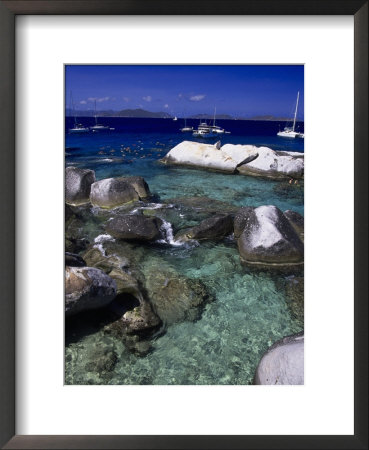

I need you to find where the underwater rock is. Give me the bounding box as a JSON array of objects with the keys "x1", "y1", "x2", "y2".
[
  {"x1": 164, "y1": 196, "x2": 238, "y2": 215},
  {"x1": 144, "y1": 264, "x2": 213, "y2": 325},
  {"x1": 175, "y1": 213, "x2": 233, "y2": 242},
  {"x1": 90, "y1": 177, "x2": 140, "y2": 208},
  {"x1": 65, "y1": 252, "x2": 86, "y2": 267},
  {"x1": 65, "y1": 266, "x2": 117, "y2": 317},
  {"x1": 236, "y1": 205, "x2": 304, "y2": 267},
  {"x1": 106, "y1": 214, "x2": 163, "y2": 242},
  {"x1": 284, "y1": 209, "x2": 304, "y2": 241},
  {"x1": 84, "y1": 344, "x2": 118, "y2": 375},
  {"x1": 105, "y1": 301, "x2": 161, "y2": 337},
  {"x1": 254, "y1": 332, "x2": 304, "y2": 385},
  {"x1": 236, "y1": 145, "x2": 304, "y2": 179},
  {"x1": 65, "y1": 166, "x2": 96, "y2": 206},
  {"x1": 90, "y1": 176, "x2": 150, "y2": 208},
  {"x1": 284, "y1": 276, "x2": 304, "y2": 327},
  {"x1": 161, "y1": 140, "x2": 258, "y2": 173}
]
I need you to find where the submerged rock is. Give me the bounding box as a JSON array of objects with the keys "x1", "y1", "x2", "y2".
[
  {"x1": 65, "y1": 266, "x2": 116, "y2": 317},
  {"x1": 65, "y1": 167, "x2": 96, "y2": 206},
  {"x1": 254, "y1": 332, "x2": 304, "y2": 385},
  {"x1": 90, "y1": 176, "x2": 150, "y2": 209},
  {"x1": 161, "y1": 140, "x2": 258, "y2": 173},
  {"x1": 235, "y1": 205, "x2": 304, "y2": 267},
  {"x1": 284, "y1": 209, "x2": 304, "y2": 241},
  {"x1": 284, "y1": 276, "x2": 304, "y2": 327},
  {"x1": 144, "y1": 263, "x2": 213, "y2": 325},
  {"x1": 105, "y1": 301, "x2": 161, "y2": 338},
  {"x1": 176, "y1": 214, "x2": 233, "y2": 242},
  {"x1": 236, "y1": 146, "x2": 304, "y2": 179},
  {"x1": 106, "y1": 215, "x2": 163, "y2": 242}
]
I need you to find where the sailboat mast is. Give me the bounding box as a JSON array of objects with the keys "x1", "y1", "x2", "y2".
[
  {"x1": 94, "y1": 100, "x2": 98, "y2": 125},
  {"x1": 292, "y1": 91, "x2": 299, "y2": 132},
  {"x1": 70, "y1": 92, "x2": 77, "y2": 126},
  {"x1": 213, "y1": 107, "x2": 216, "y2": 126}
]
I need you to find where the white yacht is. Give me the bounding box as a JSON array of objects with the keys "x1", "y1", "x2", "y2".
[
  {"x1": 277, "y1": 92, "x2": 304, "y2": 138},
  {"x1": 90, "y1": 100, "x2": 110, "y2": 132},
  {"x1": 193, "y1": 120, "x2": 218, "y2": 138},
  {"x1": 68, "y1": 93, "x2": 89, "y2": 134}
]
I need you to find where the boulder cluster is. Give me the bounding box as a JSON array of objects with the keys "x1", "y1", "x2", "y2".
[
  {"x1": 161, "y1": 141, "x2": 304, "y2": 180},
  {"x1": 65, "y1": 166, "x2": 150, "y2": 207},
  {"x1": 65, "y1": 157, "x2": 304, "y2": 381}
]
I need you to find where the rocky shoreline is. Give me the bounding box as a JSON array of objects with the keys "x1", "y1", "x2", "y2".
[{"x1": 65, "y1": 141, "x2": 304, "y2": 383}]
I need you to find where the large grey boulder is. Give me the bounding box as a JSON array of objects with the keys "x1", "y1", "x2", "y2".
[
  {"x1": 284, "y1": 209, "x2": 304, "y2": 241},
  {"x1": 236, "y1": 146, "x2": 304, "y2": 179},
  {"x1": 106, "y1": 215, "x2": 163, "y2": 241},
  {"x1": 90, "y1": 176, "x2": 150, "y2": 208},
  {"x1": 161, "y1": 141, "x2": 258, "y2": 173},
  {"x1": 254, "y1": 332, "x2": 304, "y2": 385},
  {"x1": 65, "y1": 167, "x2": 96, "y2": 205},
  {"x1": 175, "y1": 214, "x2": 233, "y2": 242},
  {"x1": 65, "y1": 266, "x2": 116, "y2": 317},
  {"x1": 236, "y1": 205, "x2": 304, "y2": 267}
]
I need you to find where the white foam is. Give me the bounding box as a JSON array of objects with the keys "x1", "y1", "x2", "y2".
[{"x1": 93, "y1": 234, "x2": 115, "y2": 256}]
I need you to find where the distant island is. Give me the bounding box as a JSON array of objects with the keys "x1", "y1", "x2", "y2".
[{"x1": 66, "y1": 108, "x2": 302, "y2": 122}]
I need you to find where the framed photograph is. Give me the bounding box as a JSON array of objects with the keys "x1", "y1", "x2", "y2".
[{"x1": 1, "y1": 1, "x2": 367, "y2": 449}]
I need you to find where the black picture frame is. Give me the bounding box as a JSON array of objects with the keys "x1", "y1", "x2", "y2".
[{"x1": 0, "y1": 1, "x2": 367, "y2": 449}]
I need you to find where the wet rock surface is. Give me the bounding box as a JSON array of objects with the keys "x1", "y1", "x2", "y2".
[
  {"x1": 90, "y1": 176, "x2": 151, "y2": 209},
  {"x1": 65, "y1": 167, "x2": 96, "y2": 206},
  {"x1": 176, "y1": 214, "x2": 234, "y2": 242},
  {"x1": 284, "y1": 209, "x2": 304, "y2": 241},
  {"x1": 235, "y1": 205, "x2": 304, "y2": 267},
  {"x1": 65, "y1": 266, "x2": 117, "y2": 317},
  {"x1": 106, "y1": 214, "x2": 163, "y2": 241}
]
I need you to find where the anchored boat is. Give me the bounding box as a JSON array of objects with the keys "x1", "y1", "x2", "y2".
[{"x1": 277, "y1": 92, "x2": 304, "y2": 138}]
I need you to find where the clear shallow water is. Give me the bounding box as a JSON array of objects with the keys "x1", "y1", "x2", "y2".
[{"x1": 65, "y1": 117, "x2": 304, "y2": 385}]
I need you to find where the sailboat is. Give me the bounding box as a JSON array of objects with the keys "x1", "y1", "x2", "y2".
[
  {"x1": 208, "y1": 107, "x2": 226, "y2": 134},
  {"x1": 90, "y1": 100, "x2": 110, "y2": 132},
  {"x1": 68, "y1": 93, "x2": 89, "y2": 134},
  {"x1": 277, "y1": 91, "x2": 304, "y2": 138},
  {"x1": 180, "y1": 117, "x2": 193, "y2": 132}
]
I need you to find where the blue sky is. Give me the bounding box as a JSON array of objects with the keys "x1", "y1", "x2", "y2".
[{"x1": 65, "y1": 65, "x2": 304, "y2": 119}]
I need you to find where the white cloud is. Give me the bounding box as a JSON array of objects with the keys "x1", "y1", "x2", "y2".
[
  {"x1": 80, "y1": 100, "x2": 87, "y2": 105},
  {"x1": 123, "y1": 97, "x2": 130, "y2": 102},
  {"x1": 189, "y1": 94, "x2": 205, "y2": 101},
  {"x1": 142, "y1": 95, "x2": 152, "y2": 102},
  {"x1": 164, "y1": 104, "x2": 169, "y2": 109},
  {"x1": 87, "y1": 96, "x2": 110, "y2": 103}
]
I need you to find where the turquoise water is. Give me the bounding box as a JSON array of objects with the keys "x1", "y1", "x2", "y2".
[{"x1": 65, "y1": 119, "x2": 304, "y2": 385}]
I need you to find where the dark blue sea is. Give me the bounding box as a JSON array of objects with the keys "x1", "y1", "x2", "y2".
[{"x1": 65, "y1": 117, "x2": 304, "y2": 385}]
